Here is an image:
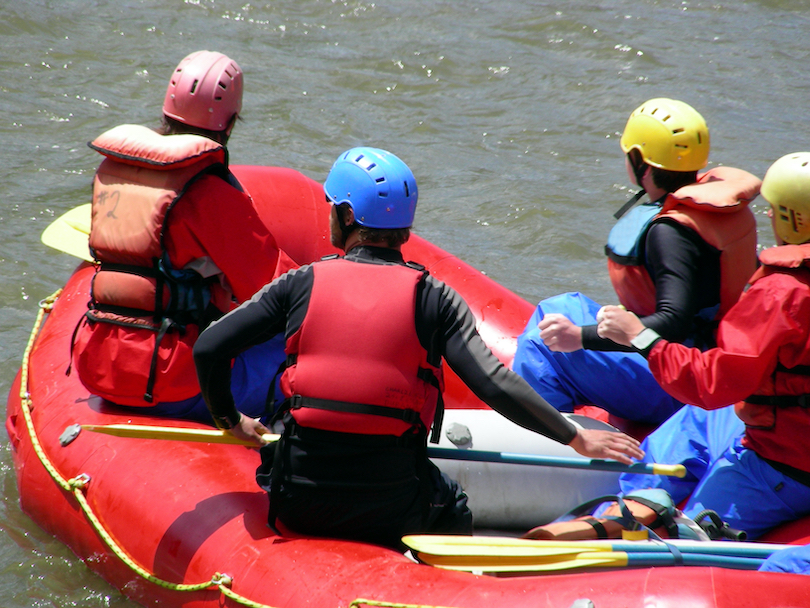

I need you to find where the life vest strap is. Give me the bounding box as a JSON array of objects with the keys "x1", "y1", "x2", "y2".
[
  {"x1": 417, "y1": 367, "x2": 444, "y2": 444},
  {"x1": 745, "y1": 394, "x2": 810, "y2": 408},
  {"x1": 775, "y1": 362, "x2": 810, "y2": 376},
  {"x1": 144, "y1": 317, "x2": 176, "y2": 403},
  {"x1": 288, "y1": 395, "x2": 422, "y2": 425}
]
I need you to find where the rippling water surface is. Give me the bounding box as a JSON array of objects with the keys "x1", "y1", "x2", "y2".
[{"x1": 1, "y1": 1, "x2": 807, "y2": 605}]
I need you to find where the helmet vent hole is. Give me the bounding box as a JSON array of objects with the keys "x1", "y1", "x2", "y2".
[
  {"x1": 367, "y1": 162, "x2": 377, "y2": 171},
  {"x1": 354, "y1": 154, "x2": 365, "y2": 163},
  {"x1": 672, "y1": 127, "x2": 684, "y2": 134},
  {"x1": 190, "y1": 79, "x2": 200, "y2": 94},
  {"x1": 404, "y1": 181, "x2": 410, "y2": 197},
  {"x1": 375, "y1": 176, "x2": 385, "y2": 184}
]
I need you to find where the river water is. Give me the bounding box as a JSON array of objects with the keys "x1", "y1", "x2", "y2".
[{"x1": 0, "y1": 1, "x2": 807, "y2": 605}]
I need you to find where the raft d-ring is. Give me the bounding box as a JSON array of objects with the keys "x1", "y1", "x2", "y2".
[
  {"x1": 211, "y1": 573, "x2": 233, "y2": 587},
  {"x1": 69, "y1": 473, "x2": 92, "y2": 490},
  {"x1": 38, "y1": 297, "x2": 56, "y2": 311}
]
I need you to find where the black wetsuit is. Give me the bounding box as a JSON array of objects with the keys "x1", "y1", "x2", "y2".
[
  {"x1": 194, "y1": 245, "x2": 577, "y2": 547},
  {"x1": 583, "y1": 220, "x2": 722, "y2": 352}
]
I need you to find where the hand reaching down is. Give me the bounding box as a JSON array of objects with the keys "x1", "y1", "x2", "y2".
[{"x1": 568, "y1": 428, "x2": 644, "y2": 465}]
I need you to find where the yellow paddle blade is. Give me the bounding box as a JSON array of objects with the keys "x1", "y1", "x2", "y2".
[
  {"x1": 80, "y1": 423, "x2": 280, "y2": 446},
  {"x1": 41, "y1": 204, "x2": 92, "y2": 261},
  {"x1": 402, "y1": 535, "x2": 615, "y2": 557},
  {"x1": 414, "y1": 550, "x2": 628, "y2": 573},
  {"x1": 650, "y1": 464, "x2": 687, "y2": 478}
]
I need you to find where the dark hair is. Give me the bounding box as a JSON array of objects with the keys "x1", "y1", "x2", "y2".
[
  {"x1": 335, "y1": 203, "x2": 411, "y2": 247},
  {"x1": 159, "y1": 115, "x2": 235, "y2": 145},
  {"x1": 650, "y1": 166, "x2": 699, "y2": 193},
  {"x1": 628, "y1": 149, "x2": 699, "y2": 193},
  {"x1": 356, "y1": 226, "x2": 411, "y2": 247}
]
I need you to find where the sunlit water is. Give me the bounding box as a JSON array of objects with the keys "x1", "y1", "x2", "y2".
[{"x1": 0, "y1": 1, "x2": 806, "y2": 605}]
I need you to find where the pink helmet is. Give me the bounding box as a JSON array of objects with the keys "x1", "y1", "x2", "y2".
[{"x1": 162, "y1": 50, "x2": 243, "y2": 131}]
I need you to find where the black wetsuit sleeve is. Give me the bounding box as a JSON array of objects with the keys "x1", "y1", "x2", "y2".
[
  {"x1": 193, "y1": 266, "x2": 314, "y2": 426},
  {"x1": 417, "y1": 275, "x2": 578, "y2": 445},
  {"x1": 582, "y1": 220, "x2": 718, "y2": 351}
]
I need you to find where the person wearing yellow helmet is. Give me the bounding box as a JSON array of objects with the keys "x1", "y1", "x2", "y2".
[
  {"x1": 594, "y1": 152, "x2": 810, "y2": 542},
  {"x1": 620, "y1": 97, "x2": 710, "y2": 175},
  {"x1": 513, "y1": 98, "x2": 760, "y2": 427},
  {"x1": 761, "y1": 152, "x2": 810, "y2": 246}
]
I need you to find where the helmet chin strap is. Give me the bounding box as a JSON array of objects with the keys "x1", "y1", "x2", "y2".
[
  {"x1": 614, "y1": 156, "x2": 649, "y2": 219},
  {"x1": 335, "y1": 204, "x2": 357, "y2": 246},
  {"x1": 614, "y1": 189, "x2": 647, "y2": 220}
]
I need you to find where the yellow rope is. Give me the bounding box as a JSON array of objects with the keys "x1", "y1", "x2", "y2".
[
  {"x1": 18, "y1": 291, "x2": 461, "y2": 608},
  {"x1": 17, "y1": 292, "x2": 272, "y2": 604}
]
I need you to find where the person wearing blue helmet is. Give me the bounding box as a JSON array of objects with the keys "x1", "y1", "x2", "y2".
[{"x1": 194, "y1": 147, "x2": 643, "y2": 549}]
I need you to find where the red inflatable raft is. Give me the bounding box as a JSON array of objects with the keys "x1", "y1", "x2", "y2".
[{"x1": 6, "y1": 165, "x2": 810, "y2": 608}]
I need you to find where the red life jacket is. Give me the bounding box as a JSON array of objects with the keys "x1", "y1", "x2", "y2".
[
  {"x1": 607, "y1": 167, "x2": 760, "y2": 318},
  {"x1": 735, "y1": 244, "x2": 810, "y2": 431},
  {"x1": 73, "y1": 124, "x2": 231, "y2": 405},
  {"x1": 280, "y1": 257, "x2": 444, "y2": 439}
]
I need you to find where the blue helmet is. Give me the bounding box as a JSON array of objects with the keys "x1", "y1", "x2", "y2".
[{"x1": 324, "y1": 147, "x2": 418, "y2": 229}]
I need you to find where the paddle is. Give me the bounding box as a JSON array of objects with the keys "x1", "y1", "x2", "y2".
[
  {"x1": 413, "y1": 549, "x2": 765, "y2": 573},
  {"x1": 76, "y1": 423, "x2": 684, "y2": 477},
  {"x1": 41, "y1": 204, "x2": 93, "y2": 261},
  {"x1": 79, "y1": 424, "x2": 279, "y2": 446},
  {"x1": 427, "y1": 448, "x2": 686, "y2": 478},
  {"x1": 402, "y1": 534, "x2": 788, "y2": 561}
]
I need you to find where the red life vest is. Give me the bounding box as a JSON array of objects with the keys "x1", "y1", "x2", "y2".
[
  {"x1": 735, "y1": 244, "x2": 810, "y2": 431},
  {"x1": 73, "y1": 124, "x2": 231, "y2": 405},
  {"x1": 607, "y1": 167, "x2": 760, "y2": 318},
  {"x1": 280, "y1": 257, "x2": 443, "y2": 438}
]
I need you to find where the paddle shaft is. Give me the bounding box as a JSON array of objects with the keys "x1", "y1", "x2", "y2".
[
  {"x1": 80, "y1": 424, "x2": 679, "y2": 477},
  {"x1": 426, "y1": 447, "x2": 686, "y2": 478},
  {"x1": 591, "y1": 539, "x2": 782, "y2": 559},
  {"x1": 545, "y1": 550, "x2": 764, "y2": 570}
]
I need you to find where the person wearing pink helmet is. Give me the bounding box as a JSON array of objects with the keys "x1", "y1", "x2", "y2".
[
  {"x1": 161, "y1": 49, "x2": 244, "y2": 142},
  {"x1": 72, "y1": 50, "x2": 292, "y2": 423}
]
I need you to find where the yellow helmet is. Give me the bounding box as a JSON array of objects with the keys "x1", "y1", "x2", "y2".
[
  {"x1": 762, "y1": 152, "x2": 810, "y2": 245},
  {"x1": 620, "y1": 98, "x2": 710, "y2": 172}
]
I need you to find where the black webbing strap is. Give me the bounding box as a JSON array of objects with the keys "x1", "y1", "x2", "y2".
[
  {"x1": 417, "y1": 367, "x2": 444, "y2": 444},
  {"x1": 144, "y1": 317, "x2": 175, "y2": 403},
  {"x1": 775, "y1": 362, "x2": 810, "y2": 376},
  {"x1": 745, "y1": 394, "x2": 810, "y2": 408},
  {"x1": 288, "y1": 395, "x2": 422, "y2": 425},
  {"x1": 613, "y1": 189, "x2": 647, "y2": 219}
]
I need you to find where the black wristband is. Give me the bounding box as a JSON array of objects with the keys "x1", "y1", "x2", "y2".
[{"x1": 212, "y1": 409, "x2": 241, "y2": 430}]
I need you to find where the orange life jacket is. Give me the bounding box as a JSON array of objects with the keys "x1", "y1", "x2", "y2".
[
  {"x1": 74, "y1": 124, "x2": 231, "y2": 404},
  {"x1": 280, "y1": 257, "x2": 444, "y2": 439},
  {"x1": 606, "y1": 166, "x2": 760, "y2": 319}
]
